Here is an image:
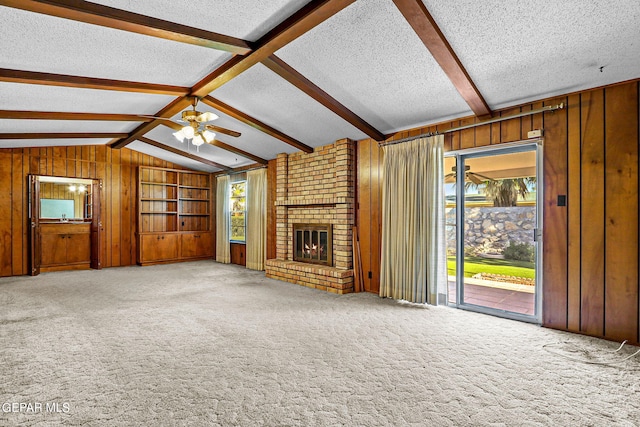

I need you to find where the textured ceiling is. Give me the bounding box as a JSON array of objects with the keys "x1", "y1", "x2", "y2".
[
  {"x1": 213, "y1": 63, "x2": 368, "y2": 148},
  {"x1": 422, "y1": 0, "x2": 640, "y2": 109},
  {"x1": 0, "y1": 0, "x2": 639, "y2": 169},
  {"x1": 0, "y1": 82, "x2": 177, "y2": 114},
  {"x1": 86, "y1": 0, "x2": 310, "y2": 41},
  {"x1": 1, "y1": 7, "x2": 231, "y2": 87},
  {"x1": 277, "y1": 0, "x2": 472, "y2": 133}
]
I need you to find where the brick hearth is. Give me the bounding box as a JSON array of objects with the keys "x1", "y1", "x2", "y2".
[{"x1": 265, "y1": 139, "x2": 356, "y2": 294}]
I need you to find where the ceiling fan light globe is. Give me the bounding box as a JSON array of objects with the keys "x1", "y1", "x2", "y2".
[
  {"x1": 197, "y1": 112, "x2": 219, "y2": 123},
  {"x1": 182, "y1": 125, "x2": 195, "y2": 139},
  {"x1": 192, "y1": 133, "x2": 205, "y2": 147},
  {"x1": 173, "y1": 130, "x2": 186, "y2": 142},
  {"x1": 203, "y1": 130, "x2": 215, "y2": 143}
]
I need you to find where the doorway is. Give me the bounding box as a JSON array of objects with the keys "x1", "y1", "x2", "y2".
[{"x1": 445, "y1": 143, "x2": 541, "y2": 322}]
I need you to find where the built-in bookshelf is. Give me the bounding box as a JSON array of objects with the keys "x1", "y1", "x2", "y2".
[{"x1": 138, "y1": 166, "x2": 213, "y2": 265}]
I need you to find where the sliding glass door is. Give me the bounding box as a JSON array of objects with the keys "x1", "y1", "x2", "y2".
[{"x1": 446, "y1": 143, "x2": 541, "y2": 322}]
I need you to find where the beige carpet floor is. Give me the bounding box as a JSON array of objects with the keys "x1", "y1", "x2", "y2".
[{"x1": 1, "y1": 261, "x2": 639, "y2": 426}]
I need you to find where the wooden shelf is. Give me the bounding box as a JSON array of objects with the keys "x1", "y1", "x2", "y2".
[
  {"x1": 141, "y1": 211, "x2": 178, "y2": 214},
  {"x1": 179, "y1": 185, "x2": 210, "y2": 190},
  {"x1": 138, "y1": 166, "x2": 213, "y2": 265},
  {"x1": 140, "y1": 181, "x2": 178, "y2": 187}
]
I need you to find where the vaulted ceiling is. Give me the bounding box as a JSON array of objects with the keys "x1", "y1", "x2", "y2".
[{"x1": 1, "y1": 0, "x2": 638, "y2": 172}]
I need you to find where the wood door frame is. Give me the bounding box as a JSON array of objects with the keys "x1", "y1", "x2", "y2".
[
  {"x1": 28, "y1": 175, "x2": 40, "y2": 276},
  {"x1": 29, "y1": 175, "x2": 103, "y2": 275}
]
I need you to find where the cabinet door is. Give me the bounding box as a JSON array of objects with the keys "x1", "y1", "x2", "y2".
[
  {"x1": 230, "y1": 243, "x2": 246, "y2": 266},
  {"x1": 180, "y1": 232, "x2": 214, "y2": 258},
  {"x1": 196, "y1": 233, "x2": 214, "y2": 257},
  {"x1": 41, "y1": 233, "x2": 67, "y2": 266},
  {"x1": 66, "y1": 233, "x2": 91, "y2": 264},
  {"x1": 140, "y1": 234, "x2": 179, "y2": 262}
]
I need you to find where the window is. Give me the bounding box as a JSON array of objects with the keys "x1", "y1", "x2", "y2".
[{"x1": 230, "y1": 181, "x2": 246, "y2": 242}]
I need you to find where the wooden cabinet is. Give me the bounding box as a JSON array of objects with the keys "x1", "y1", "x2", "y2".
[
  {"x1": 40, "y1": 223, "x2": 91, "y2": 272},
  {"x1": 180, "y1": 232, "x2": 214, "y2": 259},
  {"x1": 139, "y1": 233, "x2": 180, "y2": 263},
  {"x1": 138, "y1": 167, "x2": 213, "y2": 265},
  {"x1": 231, "y1": 243, "x2": 246, "y2": 266}
]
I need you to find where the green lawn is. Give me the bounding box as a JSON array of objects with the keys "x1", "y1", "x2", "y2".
[{"x1": 447, "y1": 256, "x2": 535, "y2": 279}]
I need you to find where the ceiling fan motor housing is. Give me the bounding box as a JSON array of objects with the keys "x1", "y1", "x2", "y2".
[{"x1": 181, "y1": 110, "x2": 200, "y2": 122}]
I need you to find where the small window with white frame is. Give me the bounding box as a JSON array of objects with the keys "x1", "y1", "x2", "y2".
[{"x1": 230, "y1": 181, "x2": 246, "y2": 242}]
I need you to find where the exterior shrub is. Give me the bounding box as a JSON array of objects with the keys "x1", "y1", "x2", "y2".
[{"x1": 503, "y1": 240, "x2": 534, "y2": 262}]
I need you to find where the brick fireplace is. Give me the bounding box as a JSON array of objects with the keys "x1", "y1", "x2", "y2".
[{"x1": 265, "y1": 139, "x2": 355, "y2": 294}]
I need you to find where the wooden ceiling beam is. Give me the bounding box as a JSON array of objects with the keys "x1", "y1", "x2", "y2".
[
  {"x1": 0, "y1": 68, "x2": 189, "y2": 95},
  {"x1": 158, "y1": 121, "x2": 267, "y2": 164},
  {"x1": 392, "y1": 0, "x2": 491, "y2": 117},
  {"x1": 263, "y1": 55, "x2": 386, "y2": 141},
  {"x1": 202, "y1": 96, "x2": 313, "y2": 153},
  {"x1": 112, "y1": 1, "x2": 348, "y2": 152},
  {"x1": 0, "y1": 110, "x2": 154, "y2": 121},
  {"x1": 0, "y1": 132, "x2": 128, "y2": 139},
  {"x1": 138, "y1": 136, "x2": 230, "y2": 170},
  {"x1": 191, "y1": 0, "x2": 356, "y2": 97},
  {"x1": 0, "y1": 0, "x2": 251, "y2": 54},
  {"x1": 110, "y1": 97, "x2": 192, "y2": 149}
]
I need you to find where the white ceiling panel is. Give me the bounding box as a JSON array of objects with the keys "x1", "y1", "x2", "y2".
[
  {"x1": 143, "y1": 125, "x2": 254, "y2": 168},
  {"x1": 211, "y1": 64, "x2": 369, "y2": 147},
  {"x1": 276, "y1": 0, "x2": 473, "y2": 133},
  {"x1": 87, "y1": 0, "x2": 310, "y2": 41},
  {"x1": 0, "y1": 6, "x2": 231, "y2": 87},
  {"x1": 422, "y1": 0, "x2": 640, "y2": 109},
  {"x1": 0, "y1": 120, "x2": 140, "y2": 134},
  {"x1": 0, "y1": 82, "x2": 177, "y2": 114},
  {"x1": 0, "y1": 138, "x2": 112, "y2": 149},
  {"x1": 128, "y1": 140, "x2": 221, "y2": 173}
]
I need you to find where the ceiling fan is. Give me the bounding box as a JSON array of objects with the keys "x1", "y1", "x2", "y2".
[
  {"x1": 444, "y1": 165, "x2": 494, "y2": 185},
  {"x1": 141, "y1": 97, "x2": 241, "y2": 149}
]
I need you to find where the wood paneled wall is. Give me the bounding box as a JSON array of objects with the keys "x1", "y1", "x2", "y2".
[
  {"x1": 0, "y1": 145, "x2": 187, "y2": 276},
  {"x1": 357, "y1": 80, "x2": 640, "y2": 345}
]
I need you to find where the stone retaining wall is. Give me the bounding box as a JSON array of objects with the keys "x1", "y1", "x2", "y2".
[{"x1": 446, "y1": 206, "x2": 536, "y2": 255}]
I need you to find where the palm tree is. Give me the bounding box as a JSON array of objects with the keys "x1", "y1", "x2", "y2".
[{"x1": 482, "y1": 177, "x2": 535, "y2": 207}]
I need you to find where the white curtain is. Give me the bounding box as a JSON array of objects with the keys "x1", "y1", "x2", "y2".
[
  {"x1": 246, "y1": 169, "x2": 267, "y2": 270},
  {"x1": 216, "y1": 175, "x2": 230, "y2": 264},
  {"x1": 379, "y1": 135, "x2": 447, "y2": 305}
]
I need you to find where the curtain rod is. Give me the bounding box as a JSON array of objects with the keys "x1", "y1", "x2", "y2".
[{"x1": 379, "y1": 103, "x2": 564, "y2": 147}]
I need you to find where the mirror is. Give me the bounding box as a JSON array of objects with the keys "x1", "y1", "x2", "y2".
[{"x1": 37, "y1": 176, "x2": 93, "y2": 220}]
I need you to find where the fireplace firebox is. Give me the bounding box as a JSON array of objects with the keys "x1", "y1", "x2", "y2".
[{"x1": 293, "y1": 223, "x2": 332, "y2": 266}]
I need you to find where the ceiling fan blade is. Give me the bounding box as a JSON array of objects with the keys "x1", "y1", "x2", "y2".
[
  {"x1": 472, "y1": 172, "x2": 495, "y2": 182},
  {"x1": 204, "y1": 124, "x2": 241, "y2": 137},
  {"x1": 196, "y1": 111, "x2": 219, "y2": 123},
  {"x1": 468, "y1": 173, "x2": 483, "y2": 185}
]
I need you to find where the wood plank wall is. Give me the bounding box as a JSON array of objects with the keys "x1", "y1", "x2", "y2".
[
  {"x1": 0, "y1": 145, "x2": 187, "y2": 276},
  {"x1": 357, "y1": 79, "x2": 640, "y2": 345}
]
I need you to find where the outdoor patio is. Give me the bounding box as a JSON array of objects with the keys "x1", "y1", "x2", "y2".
[{"x1": 448, "y1": 276, "x2": 535, "y2": 315}]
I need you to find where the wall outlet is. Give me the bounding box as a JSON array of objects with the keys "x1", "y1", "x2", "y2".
[{"x1": 528, "y1": 129, "x2": 543, "y2": 138}]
